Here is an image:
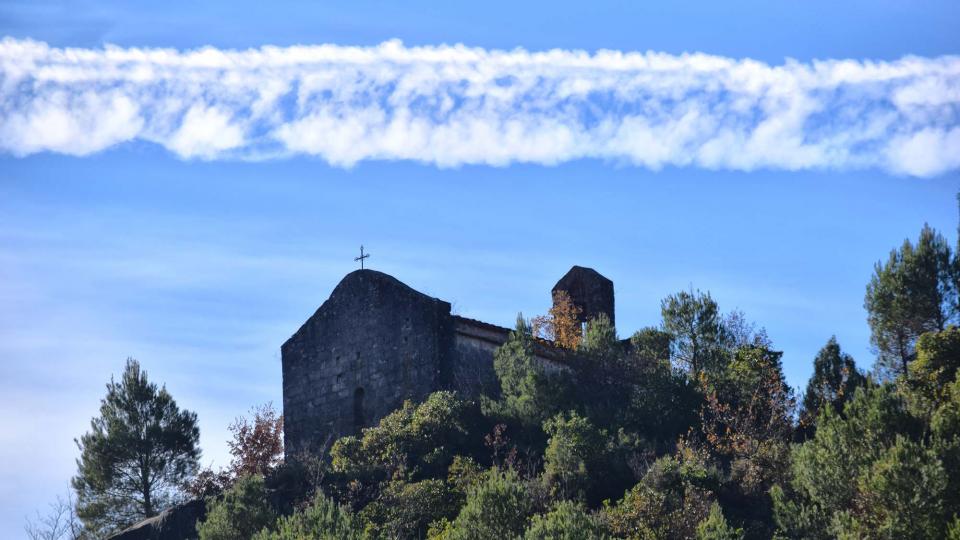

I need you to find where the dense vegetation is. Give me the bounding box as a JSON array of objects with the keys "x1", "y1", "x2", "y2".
[{"x1": 35, "y1": 216, "x2": 960, "y2": 539}]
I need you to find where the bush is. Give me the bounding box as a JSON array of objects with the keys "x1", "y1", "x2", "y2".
[
  {"x1": 438, "y1": 468, "x2": 533, "y2": 540},
  {"x1": 605, "y1": 452, "x2": 717, "y2": 539},
  {"x1": 197, "y1": 475, "x2": 276, "y2": 540},
  {"x1": 253, "y1": 490, "x2": 363, "y2": 540},
  {"x1": 696, "y1": 503, "x2": 743, "y2": 540},
  {"x1": 360, "y1": 479, "x2": 459, "y2": 539},
  {"x1": 330, "y1": 391, "x2": 475, "y2": 482},
  {"x1": 523, "y1": 500, "x2": 609, "y2": 539}
]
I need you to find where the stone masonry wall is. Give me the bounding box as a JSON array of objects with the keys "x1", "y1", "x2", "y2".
[{"x1": 281, "y1": 270, "x2": 453, "y2": 459}]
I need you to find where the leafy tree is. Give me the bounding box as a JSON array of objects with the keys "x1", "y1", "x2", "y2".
[
  {"x1": 188, "y1": 402, "x2": 285, "y2": 499},
  {"x1": 445, "y1": 455, "x2": 485, "y2": 499},
  {"x1": 228, "y1": 403, "x2": 284, "y2": 478},
  {"x1": 523, "y1": 500, "x2": 609, "y2": 539},
  {"x1": 700, "y1": 346, "x2": 795, "y2": 459},
  {"x1": 697, "y1": 503, "x2": 744, "y2": 540},
  {"x1": 798, "y1": 337, "x2": 865, "y2": 438},
  {"x1": 197, "y1": 474, "x2": 277, "y2": 540},
  {"x1": 721, "y1": 310, "x2": 771, "y2": 350},
  {"x1": 696, "y1": 348, "x2": 797, "y2": 537},
  {"x1": 434, "y1": 468, "x2": 533, "y2": 540},
  {"x1": 662, "y1": 289, "x2": 727, "y2": 376},
  {"x1": 865, "y1": 224, "x2": 956, "y2": 377},
  {"x1": 253, "y1": 490, "x2": 364, "y2": 540},
  {"x1": 542, "y1": 411, "x2": 606, "y2": 501},
  {"x1": 532, "y1": 290, "x2": 584, "y2": 349},
  {"x1": 72, "y1": 358, "x2": 200, "y2": 537}
]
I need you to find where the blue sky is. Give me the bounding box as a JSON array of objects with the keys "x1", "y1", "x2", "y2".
[{"x1": 2, "y1": 0, "x2": 959, "y2": 536}]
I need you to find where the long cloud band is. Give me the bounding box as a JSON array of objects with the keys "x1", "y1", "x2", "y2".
[{"x1": 1, "y1": 38, "x2": 959, "y2": 176}]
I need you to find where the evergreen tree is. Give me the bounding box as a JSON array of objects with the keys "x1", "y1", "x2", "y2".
[
  {"x1": 844, "y1": 436, "x2": 948, "y2": 539},
  {"x1": 629, "y1": 327, "x2": 672, "y2": 372},
  {"x1": 907, "y1": 326, "x2": 960, "y2": 417},
  {"x1": 579, "y1": 313, "x2": 620, "y2": 362},
  {"x1": 865, "y1": 224, "x2": 956, "y2": 377},
  {"x1": 774, "y1": 384, "x2": 918, "y2": 539},
  {"x1": 576, "y1": 314, "x2": 632, "y2": 429},
  {"x1": 661, "y1": 289, "x2": 727, "y2": 376},
  {"x1": 485, "y1": 315, "x2": 569, "y2": 430},
  {"x1": 799, "y1": 337, "x2": 865, "y2": 438},
  {"x1": 625, "y1": 328, "x2": 700, "y2": 449},
  {"x1": 72, "y1": 358, "x2": 200, "y2": 537}
]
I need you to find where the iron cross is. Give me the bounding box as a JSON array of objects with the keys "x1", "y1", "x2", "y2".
[{"x1": 355, "y1": 245, "x2": 370, "y2": 269}]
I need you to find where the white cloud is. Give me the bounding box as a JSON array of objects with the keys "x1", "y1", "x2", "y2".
[
  {"x1": 166, "y1": 104, "x2": 245, "y2": 159},
  {"x1": 886, "y1": 127, "x2": 960, "y2": 177},
  {"x1": 0, "y1": 37, "x2": 958, "y2": 175}
]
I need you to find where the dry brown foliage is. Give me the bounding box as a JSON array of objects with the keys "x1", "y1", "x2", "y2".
[
  {"x1": 531, "y1": 290, "x2": 583, "y2": 349},
  {"x1": 228, "y1": 402, "x2": 284, "y2": 477}
]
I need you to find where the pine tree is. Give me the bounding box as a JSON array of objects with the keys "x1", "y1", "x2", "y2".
[
  {"x1": 72, "y1": 358, "x2": 200, "y2": 537},
  {"x1": 799, "y1": 337, "x2": 865, "y2": 437},
  {"x1": 661, "y1": 289, "x2": 727, "y2": 376},
  {"x1": 864, "y1": 224, "x2": 956, "y2": 377}
]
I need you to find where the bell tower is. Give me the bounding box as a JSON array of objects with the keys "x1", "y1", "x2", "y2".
[{"x1": 551, "y1": 266, "x2": 615, "y2": 327}]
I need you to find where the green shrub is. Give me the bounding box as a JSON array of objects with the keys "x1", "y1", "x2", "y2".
[
  {"x1": 197, "y1": 475, "x2": 276, "y2": 540},
  {"x1": 523, "y1": 500, "x2": 609, "y2": 539},
  {"x1": 253, "y1": 490, "x2": 364, "y2": 540},
  {"x1": 696, "y1": 503, "x2": 743, "y2": 540},
  {"x1": 438, "y1": 468, "x2": 533, "y2": 540}
]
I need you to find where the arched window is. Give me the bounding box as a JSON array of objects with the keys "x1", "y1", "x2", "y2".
[{"x1": 353, "y1": 387, "x2": 365, "y2": 430}]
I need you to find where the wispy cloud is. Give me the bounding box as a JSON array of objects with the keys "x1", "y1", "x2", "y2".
[{"x1": 1, "y1": 38, "x2": 958, "y2": 175}]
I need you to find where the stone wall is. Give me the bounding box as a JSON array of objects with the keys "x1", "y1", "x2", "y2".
[
  {"x1": 451, "y1": 316, "x2": 568, "y2": 400},
  {"x1": 281, "y1": 270, "x2": 453, "y2": 459}
]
